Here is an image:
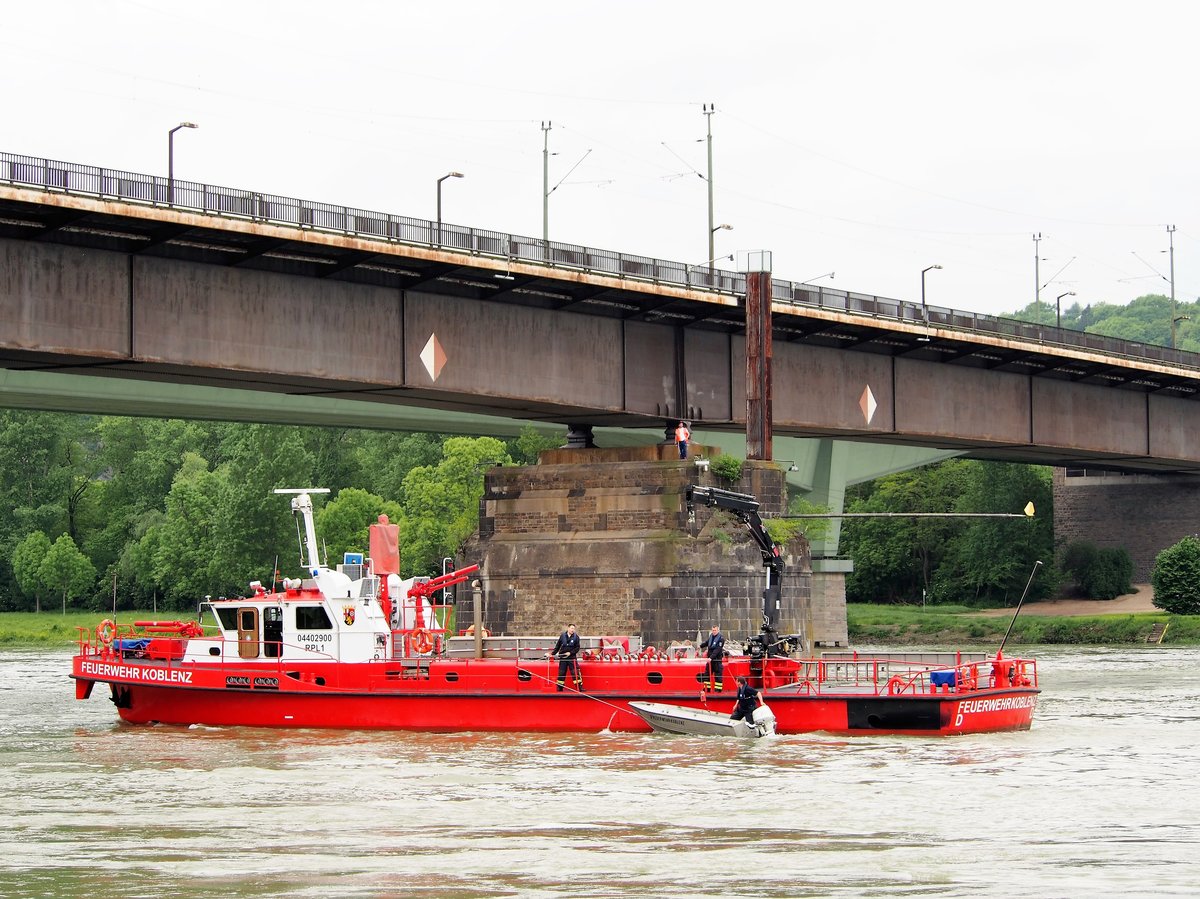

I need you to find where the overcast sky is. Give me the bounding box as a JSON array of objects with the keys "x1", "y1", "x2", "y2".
[{"x1": 2, "y1": 0, "x2": 1195, "y2": 318}]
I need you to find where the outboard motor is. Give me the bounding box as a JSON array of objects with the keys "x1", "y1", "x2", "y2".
[{"x1": 752, "y1": 703, "x2": 777, "y2": 737}]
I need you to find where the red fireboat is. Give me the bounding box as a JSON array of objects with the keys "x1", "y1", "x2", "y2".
[{"x1": 71, "y1": 487, "x2": 1038, "y2": 736}]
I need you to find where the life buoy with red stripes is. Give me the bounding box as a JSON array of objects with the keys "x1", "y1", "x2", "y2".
[
  {"x1": 410, "y1": 629, "x2": 435, "y2": 654},
  {"x1": 97, "y1": 619, "x2": 117, "y2": 648},
  {"x1": 886, "y1": 675, "x2": 905, "y2": 696}
]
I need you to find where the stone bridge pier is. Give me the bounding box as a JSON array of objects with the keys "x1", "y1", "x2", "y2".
[{"x1": 461, "y1": 446, "x2": 850, "y2": 651}]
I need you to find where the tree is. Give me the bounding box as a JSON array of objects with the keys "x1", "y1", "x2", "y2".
[
  {"x1": 842, "y1": 461, "x2": 970, "y2": 603},
  {"x1": 12, "y1": 531, "x2": 52, "y2": 612},
  {"x1": 1061, "y1": 541, "x2": 1133, "y2": 600},
  {"x1": 936, "y1": 462, "x2": 1056, "y2": 605},
  {"x1": 1151, "y1": 536, "x2": 1200, "y2": 614},
  {"x1": 39, "y1": 534, "x2": 96, "y2": 614},
  {"x1": 507, "y1": 425, "x2": 563, "y2": 465},
  {"x1": 400, "y1": 436, "x2": 510, "y2": 577},
  {"x1": 213, "y1": 425, "x2": 315, "y2": 588},
  {"x1": 140, "y1": 453, "x2": 227, "y2": 608},
  {"x1": 353, "y1": 431, "x2": 447, "y2": 502},
  {"x1": 316, "y1": 488, "x2": 402, "y2": 569}
]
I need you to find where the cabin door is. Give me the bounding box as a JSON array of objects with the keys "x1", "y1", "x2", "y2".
[
  {"x1": 237, "y1": 608, "x2": 260, "y2": 659},
  {"x1": 263, "y1": 606, "x2": 283, "y2": 658}
]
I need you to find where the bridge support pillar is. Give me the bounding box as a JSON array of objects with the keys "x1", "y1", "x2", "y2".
[
  {"x1": 563, "y1": 424, "x2": 596, "y2": 449},
  {"x1": 745, "y1": 251, "x2": 773, "y2": 460}
]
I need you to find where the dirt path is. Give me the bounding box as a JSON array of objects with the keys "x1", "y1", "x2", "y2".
[{"x1": 976, "y1": 584, "x2": 1157, "y2": 617}]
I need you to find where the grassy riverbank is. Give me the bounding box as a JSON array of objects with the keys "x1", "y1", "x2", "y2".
[
  {"x1": 2, "y1": 606, "x2": 1199, "y2": 649},
  {"x1": 848, "y1": 603, "x2": 1200, "y2": 646},
  {"x1": 0, "y1": 611, "x2": 163, "y2": 648}
]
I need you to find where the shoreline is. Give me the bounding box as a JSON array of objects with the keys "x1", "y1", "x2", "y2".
[{"x1": 975, "y1": 584, "x2": 1157, "y2": 618}]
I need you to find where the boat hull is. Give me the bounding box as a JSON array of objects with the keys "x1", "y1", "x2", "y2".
[{"x1": 73, "y1": 655, "x2": 1037, "y2": 736}]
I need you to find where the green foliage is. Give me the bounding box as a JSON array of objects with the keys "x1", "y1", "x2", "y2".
[
  {"x1": 508, "y1": 425, "x2": 563, "y2": 465},
  {"x1": 710, "y1": 454, "x2": 743, "y2": 482},
  {"x1": 764, "y1": 518, "x2": 803, "y2": 546},
  {"x1": 1007, "y1": 293, "x2": 1200, "y2": 352},
  {"x1": 352, "y1": 431, "x2": 447, "y2": 501},
  {"x1": 842, "y1": 459, "x2": 1055, "y2": 606},
  {"x1": 137, "y1": 453, "x2": 226, "y2": 609},
  {"x1": 317, "y1": 488, "x2": 402, "y2": 567},
  {"x1": 787, "y1": 496, "x2": 832, "y2": 541},
  {"x1": 11, "y1": 531, "x2": 52, "y2": 612},
  {"x1": 846, "y1": 603, "x2": 1186, "y2": 646},
  {"x1": 399, "y1": 436, "x2": 511, "y2": 577},
  {"x1": 1061, "y1": 541, "x2": 1133, "y2": 599},
  {"x1": 39, "y1": 534, "x2": 96, "y2": 614},
  {"x1": 1151, "y1": 536, "x2": 1200, "y2": 614}
]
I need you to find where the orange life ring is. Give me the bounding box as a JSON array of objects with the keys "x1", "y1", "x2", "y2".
[
  {"x1": 886, "y1": 675, "x2": 905, "y2": 696},
  {"x1": 410, "y1": 628, "x2": 435, "y2": 654},
  {"x1": 97, "y1": 619, "x2": 117, "y2": 648}
]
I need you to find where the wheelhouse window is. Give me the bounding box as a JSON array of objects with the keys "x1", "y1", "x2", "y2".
[
  {"x1": 296, "y1": 605, "x2": 334, "y2": 630},
  {"x1": 213, "y1": 607, "x2": 239, "y2": 631}
]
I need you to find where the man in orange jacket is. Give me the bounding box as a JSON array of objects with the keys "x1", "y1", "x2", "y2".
[{"x1": 674, "y1": 421, "x2": 691, "y2": 459}]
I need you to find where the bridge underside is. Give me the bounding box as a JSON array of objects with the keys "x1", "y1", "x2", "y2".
[{"x1": 3, "y1": 184, "x2": 1200, "y2": 493}]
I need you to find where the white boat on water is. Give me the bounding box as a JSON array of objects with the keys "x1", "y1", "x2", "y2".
[{"x1": 629, "y1": 701, "x2": 777, "y2": 738}]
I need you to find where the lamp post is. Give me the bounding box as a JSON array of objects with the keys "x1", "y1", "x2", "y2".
[
  {"x1": 800, "y1": 271, "x2": 835, "y2": 286},
  {"x1": 1055, "y1": 291, "x2": 1075, "y2": 330},
  {"x1": 167, "y1": 122, "x2": 197, "y2": 205},
  {"x1": 436, "y1": 171, "x2": 464, "y2": 247},
  {"x1": 921, "y1": 264, "x2": 942, "y2": 326}
]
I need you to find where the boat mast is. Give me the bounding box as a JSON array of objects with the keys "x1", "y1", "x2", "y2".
[{"x1": 274, "y1": 488, "x2": 331, "y2": 576}]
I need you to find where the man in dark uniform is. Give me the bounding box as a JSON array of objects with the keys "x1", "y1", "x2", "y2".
[
  {"x1": 699, "y1": 624, "x2": 725, "y2": 691},
  {"x1": 551, "y1": 623, "x2": 583, "y2": 691},
  {"x1": 730, "y1": 676, "x2": 761, "y2": 724}
]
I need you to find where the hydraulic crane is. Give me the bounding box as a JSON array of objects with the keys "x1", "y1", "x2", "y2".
[{"x1": 684, "y1": 485, "x2": 802, "y2": 657}]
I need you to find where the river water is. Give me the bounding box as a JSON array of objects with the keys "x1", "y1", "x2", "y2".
[{"x1": 1, "y1": 646, "x2": 1197, "y2": 898}]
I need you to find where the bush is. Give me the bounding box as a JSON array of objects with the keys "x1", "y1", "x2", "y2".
[
  {"x1": 1061, "y1": 542, "x2": 1133, "y2": 599},
  {"x1": 710, "y1": 454, "x2": 743, "y2": 483},
  {"x1": 1152, "y1": 536, "x2": 1200, "y2": 614}
]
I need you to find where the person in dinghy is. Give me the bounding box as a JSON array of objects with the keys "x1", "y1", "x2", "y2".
[{"x1": 730, "y1": 676, "x2": 762, "y2": 725}]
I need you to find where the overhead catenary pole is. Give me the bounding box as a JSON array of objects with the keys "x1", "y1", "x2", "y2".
[
  {"x1": 1169, "y1": 224, "x2": 1178, "y2": 348},
  {"x1": 542, "y1": 121, "x2": 552, "y2": 251},
  {"x1": 704, "y1": 103, "x2": 715, "y2": 271},
  {"x1": 1033, "y1": 232, "x2": 1042, "y2": 320}
]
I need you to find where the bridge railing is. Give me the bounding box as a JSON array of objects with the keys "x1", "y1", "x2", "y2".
[{"x1": 1, "y1": 150, "x2": 1193, "y2": 371}]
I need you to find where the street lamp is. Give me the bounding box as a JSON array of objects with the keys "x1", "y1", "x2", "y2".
[
  {"x1": 1055, "y1": 291, "x2": 1075, "y2": 329},
  {"x1": 800, "y1": 271, "x2": 835, "y2": 286},
  {"x1": 436, "y1": 171, "x2": 464, "y2": 247},
  {"x1": 921, "y1": 264, "x2": 942, "y2": 326},
  {"x1": 167, "y1": 122, "x2": 197, "y2": 205}
]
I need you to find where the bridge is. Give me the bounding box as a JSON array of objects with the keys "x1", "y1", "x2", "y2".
[{"x1": 3, "y1": 150, "x2": 1200, "y2": 566}]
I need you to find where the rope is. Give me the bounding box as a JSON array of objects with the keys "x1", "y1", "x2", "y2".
[{"x1": 524, "y1": 660, "x2": 643, "y2": 720}]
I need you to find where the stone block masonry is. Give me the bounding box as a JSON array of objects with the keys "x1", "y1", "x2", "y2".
[
  {"x1": 460, "y1": 448, "x2": 849, "y2": 650},
  {"x1": 1053, "y1": 469, "x2": 1200, "y2": 582}
]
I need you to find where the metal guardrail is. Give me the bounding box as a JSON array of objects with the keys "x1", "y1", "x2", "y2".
[{"x1": 2, "y1": 150, "x2": 1195, "y2": 371}]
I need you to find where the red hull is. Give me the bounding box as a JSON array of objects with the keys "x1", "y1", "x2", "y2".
[{"x1": 73, "y1": 653, "x2": 1037, "y2": 736}]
